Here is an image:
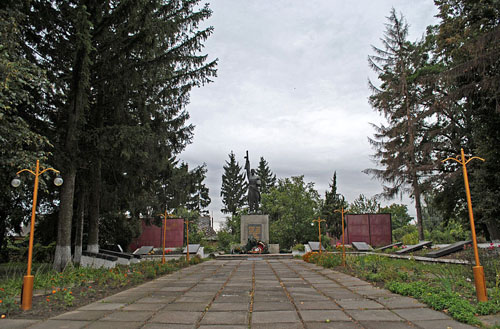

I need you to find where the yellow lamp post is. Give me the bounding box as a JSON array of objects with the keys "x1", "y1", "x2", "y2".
[
  {"x1": 158, "y1": 209, "x2": 172, "y2": 264},
  {"x1": 312, "y1": 217, "x2": 326, "y2": 254},
  {"x1": 335, "y1": 203, "x2": 348, "y2": 267},
  {"x1": 11, "y1": 160, "x2": 63, "y2": 310},
  {"x1": 184, "y1": 219, "x2": 191, "y2": 262},
  {"x1": 442, "y1": 148, "x2": 487, "y2": 302}
]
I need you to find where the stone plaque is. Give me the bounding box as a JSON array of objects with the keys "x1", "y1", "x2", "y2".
[
  {"x1": 241, "y1": 214, "x2": 269, "y2": 245},
  {"x1": 248, "y1": 224, "x2": 262, "y2": 241},
  {"x1": 352, "y1": 241, "x2": 373, "y2": 251}
]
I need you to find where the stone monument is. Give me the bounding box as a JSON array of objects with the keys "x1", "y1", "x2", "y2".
[
  {"x1": 241, "y1": 151, "x2": 269, "y2": 244},
  {"x1": 240, "y1": 214, "x2": 269, "y2": 245}
]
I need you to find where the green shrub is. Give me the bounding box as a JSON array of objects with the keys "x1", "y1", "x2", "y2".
[
  {"x1": 216, "y1": 231, "x2": 236, "y2": 253},
  {"x1": 402, "y1": 230, "x2": 419, "y2": 245},
  {"x1": 292, "y1": 243, "x2": 305, "y2": 251}
]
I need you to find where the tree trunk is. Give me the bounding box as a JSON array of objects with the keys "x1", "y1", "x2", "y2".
[
  {"x1": 73, "y1": 187, "x2": 85, "y2": 264},
  {"x1": 52, "y1": 3, "x2": 91, "y2": 271},
  {"x1": 87, "y1": 159, "x2": 101, "y2": 253},
  {"x1": 413, "y1": 180, "x2": 425, "y2": 240},
  {"x1": 486, "y1": 219, "x2": 500, "y2": 241},
  {"x1": 53, "y1": 166, "x2": 76, "y2": 271}
]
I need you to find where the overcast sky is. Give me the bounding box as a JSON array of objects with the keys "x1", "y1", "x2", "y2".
[{"x1": 181, "y1": 0, "x2": 440, "y2": 229}]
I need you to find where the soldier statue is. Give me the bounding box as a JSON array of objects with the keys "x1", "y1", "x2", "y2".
[{"x1": 244, "y1": 151, "x2": 261, "y2": 213}]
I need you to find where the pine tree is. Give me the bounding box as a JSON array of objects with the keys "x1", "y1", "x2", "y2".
[
  {"x1": 320, "y1": 172, "x2": 348, "y2": 238},
  {"x1": 433, "y1": 0, "x2": 500, "y2": 240},
  {"x1": 256, "y1": 157, "x2": 277, "y2": 194},
  {"x1": 18, "y1": 0, "x2": 217, "y2": 268},
  {"x1": 187, "y1": 164, "x2": 211, "y2": 215},
  {"x1": 0, "y1": 4, "x2": 53, "y2": 260},
  {"x1": 364, "y1": 9, "x2": 437, "y2": 240},
  {"x1": 221, "y1": 151, "x2": 247, "y2": 215}
]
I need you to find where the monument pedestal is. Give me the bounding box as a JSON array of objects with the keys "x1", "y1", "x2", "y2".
[{"x1": 241, "y1": 214, "x2": 269, "y2": 245}]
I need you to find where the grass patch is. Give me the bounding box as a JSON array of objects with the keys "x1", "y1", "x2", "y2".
[{"x1": 0, "y1": 256, "x2": 202, "y2": 317}]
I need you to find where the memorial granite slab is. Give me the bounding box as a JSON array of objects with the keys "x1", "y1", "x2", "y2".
[
  {"x1": 352, "y1": 241, "x2": 373, "y2": 251},
  {"x1": 132, "y1": 246, "x2": 154, "y2": 255},
  {"x1": 395, "y1": 241, "x2": 432, "y2": 254},
  {"x1": 375, "y1": 242, "x2": 403, "y2": 251},
  {"x1": 308, "y1": 242, "x2": 325, "y2": 252},
  {"x1": 183, "y1": 244, "x2": 200, "y2": 254},
  {"x1": 426, "y1": 240, "x2": 471, "y2": 258}
]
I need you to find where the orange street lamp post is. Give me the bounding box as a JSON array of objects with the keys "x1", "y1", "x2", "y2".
[
  {"x1": 443, "y1": 148, "x2": 487, "y2": 302},
  {"x1": 158, "y1": 209, "x2": 172, "y2": 264},
  {"x1": 11, "y1": 160, "x2": 63, "y2": 310},
  {"x1": 184, "y1": 219, "x2": 191, "y2": 262},
  {"x1": 312, "y1": 217, "x2": 326, "y2": 254},
  {"x1": 335, "y1": 197, "x2": 348, "y2": 266}
]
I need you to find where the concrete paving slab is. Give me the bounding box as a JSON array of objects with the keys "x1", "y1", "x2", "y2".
[
  {"x1": 376, "y1": 296, "x2": 426, "y2": 309},
  {"x1": 176, "y1": 296, "x2": 213, "y2": 303},
  {"x1": 252, "y1": 301, "x2": 295, "y2": 311},
  {"x1": 210, "y1": 302, "x2": 249, "y2": 311},
  {"x1": 136, "y1": 296, "x2": 177, "y2": 303},
  {"x1": 85, "y1": 321, "x2": 145, "y2": 329},
  {"x1": 306, "y1": 322, "x2": 361, "y2": 329},
  {"x1": 99, "y1": 295, "x2": 144, "y2": 303},
  {"x1": 392, "y1": 308, "x2": 451, "y2": 321},
  {"x1": 478, "y1": 314, "x2": 500, "y2": 327},
  {"x1": 162, "y1": 302, "x2": 208, "y2": 311},
  {"x1": 121, "y1": 302, "x2": 167, "y2": 311},
  {"x1": 142, "y1": 324, "x2": 194, "y2": 329},
  {"x1": 336, "y1": 298, "x2": 384, "y2": 310},
  {"x1": 289, "y1": 293, "x2": 329, "y2": 301},
  {"x1": 0, "y1": 319, "x2": 41, "y2": 329},
  {"x1": 199, "y1": 311, "x2": 248, "y2": 325},
  {"x1": 149, "y1": 310, "x2": 202, "y2": 324},
  {"x1": 213, "y1": 295, "x2": 250, "y2": 303},
  {"x1": 346, "y1": 309, "x2": 403, "y2": 321},
  {"x1": 358, "y1": 320, "x2": 415, "y2": 329},
  {"x1": 296, "y1": 300, "x2": 340, "y2": 310},
  {"x1": 51, "y1": 310, "x2": 108, "y2": 321},
  {"x1": 77, "y1": 302, "x2": 125, "y2": 311},
  {"x1": 251, "y1": 310, "x2": 300, "y2": 323},
  {"x1": 100, "y1": 310, "x2": 155, "y2": 322},
  {"x1": 252, "y1": 323, "x2": 304, "y2": 329},
  {"x1": 199, "y1": 324, "x2": 248, "y2": 329},
  {"x1": 253, "y1": 295, "x2": 290, "y2": 303},
  {"x1": 412, "y1": 319, "x2": 476, "y2": 329},
  {"x1": 299, "y1": 310, "x2": 351, "y2": 322},
  {"x1": 27, "y1": 319, "x2": 90, "y2": 329},
  {"x1": 183, "y1": 291, "x2": 217, "y2": 297},
  {"x1": 322, "y1": 289, "x2": 360, "y2": 300}
]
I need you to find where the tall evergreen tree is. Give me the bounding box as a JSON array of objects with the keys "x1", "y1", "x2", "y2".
[
  {"x1": 187, "y1": 164, "x2": 211, "y2": 215},
  {"x1": 18, "y1": 0, "x2": 217, "y2": 268},
  {"x1": 349, "y1": 194, "x2": 380, "y2": 214},
  {"x1": 365, "y1": 9, "x2": 437, "y2": 240},
  {"x1": 221, "y1": 151, "x2": 247, "y2": 215},
  {"x1": 0, "y1": 4, "x2": 53, "y2": 260},
  {"x1": 320, "y1": 172, "x2": 348, "y2": 238},
  {"x1": 433, "y1": 0, "x2": 500, "y2": 240},
  {"x1": 255, "y1": 156, "x2": 276, "y2": 194}
]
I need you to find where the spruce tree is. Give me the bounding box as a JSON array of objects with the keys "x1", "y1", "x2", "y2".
[
  {"x1": 187, "y1": 164, "x2": 211, "y2": 215},
  {"x1": 365, "y1": 9, "x2": 437, "y2": 240},
  {"x1": 433, "y1": 0, "x2": 500, "y2": 240},
  {"x1": 221, "y1": 151, "x2": 247, "y2": 215},
  {"x1": 18, "y1": 0, "x2": 217, "y2": 268},
  {"x1": 256, "y1": 157, "x2": 277, "y2": 194},
  {"x1": 320, "y1": 172, "x2": 347, "y2": 238}
]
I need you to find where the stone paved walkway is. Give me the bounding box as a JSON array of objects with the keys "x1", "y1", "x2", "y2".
[{"x1": 2, "y1": 259, "x2": 476, "y2": 329}]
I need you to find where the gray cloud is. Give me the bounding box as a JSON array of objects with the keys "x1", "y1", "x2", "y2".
[{"x1": 181, "y1": 0, "x2": 438, "y2": 228}]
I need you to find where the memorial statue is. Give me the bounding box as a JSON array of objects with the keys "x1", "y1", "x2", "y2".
[{"x1": 244, "y1": 151, "x2": 261, "y2": 213}]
